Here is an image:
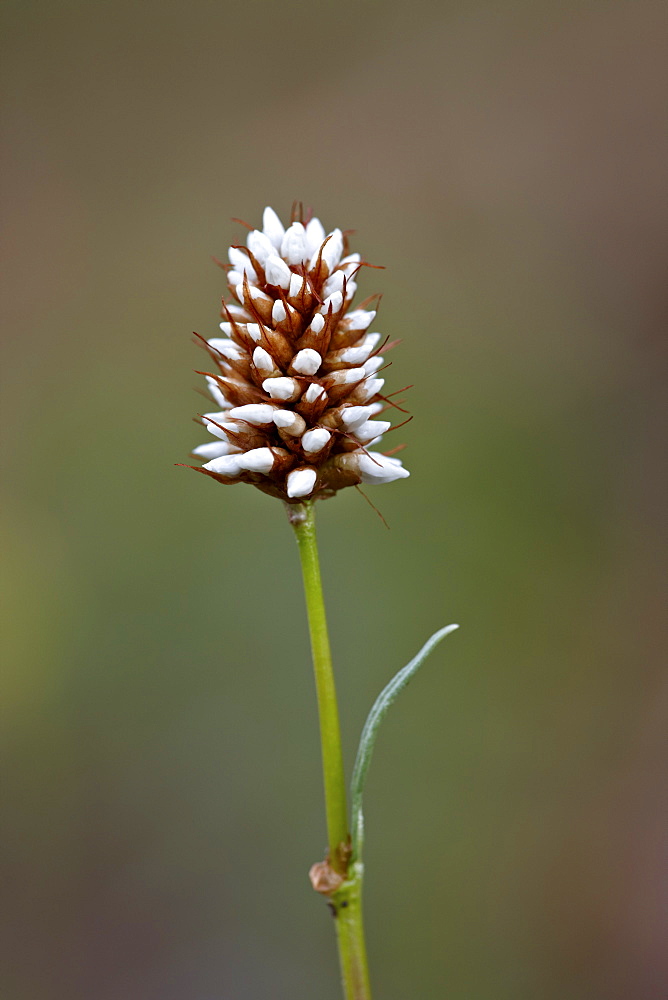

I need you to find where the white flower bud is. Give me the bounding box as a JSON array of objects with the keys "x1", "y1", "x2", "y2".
[
  {"x1": 353, "y1": 419, "x2": 392, "y2": 443},
  {"x1": 302, "y1": 429, "x2": 331, "y2": 454},
  {"x1": 362, "y1": 332, "x2": 382, "y2": 350},
  {"x1": 205, "y1": 376, "x2": 232, "y2": 409},
  {"x1": 340, "y1": 405, "x2": 376, "y2": 430},
  {"x1": 352, "y1": 377, "x2": 384, "y2": 403},
  {"x1": 338, "y1": 452, "x2": 409, "y2": 484},
  {"x1": 321, "y1": 229, "x2": 343, "y2": 271},
  {"x1": 320, "y1": 291, "x2": 343, "y2": 314},
  {"x1": 228, "y1": 247, "x2": 257, "y2": 279},
  {"x1": 252, "y1": 347, "x2": 275, "y2": 374},
  {"x1": 338, "y1": 253, "x2": 361, "y2": 277},
  {"x1": 304, "y1": 217, "x2": 326, "y2": 255},
  {"x1": 192, "y1": 441, "x2": 239, "y2": 460},
  {"x1": 303, "y1": 383, "x2": 327, "y2": 404},
  {"x1": 345, "y1": 309, "x2": 376, "y2": 331},
  {"x1": 207, "y1": 338, "x2": 244, "y2": 360},
  {"x1": 262, "y1": 377, "x2": 300, "y2": 401},
  {"x1": 322, "y1": 270, "x2": 345, "y2": 297},
  {"x1": 246, "y1": 323, "x2": 263, "y2": 343},
  {"x1": 281, "y1": 223, "x2": 309, "y2": 265},
  {"x1": 271, "y1": 299, "x2": 287, "y2": 324},
  {"x1": 203, "y1": 414, "x2": 236, "y2": 440},
  {"x1": 228, "y1": 404, "x2": 275, "y2": 425},
  {"x1": 361, "y1": 453, "x2": 409, "y2": 482},
  {"x1": 289, "y1": 272, "x2": 306, "y2": 298},
  {"x1": 309, "y1": 229, "x2": 343, "y2": 272},
  {"x1": 326, "y1": 367, "x2": 365, "y2": 386},
  {"x1": 262, "y1": 206, "x2": 285, "y2": 249},
  {"x1": 203, "y1": 453, "x2": 244, "y2": 477},
  {"x1": 272, "y1": 410, "x2": 307, "y2": 435},
  {"x1": 338, "y1": 345, "x2": 373, "y2": 365},
  {"x1": 246, "y1": 229, "x2": 275, "y2": 266},
  {"x1": 247, "y1": 284, "x2": 271, "y2": 304},
  {"x1": 291, "y1": 349, "x2": 322, "y2": 375},
  {"x1": 225, "y1": 304, "x2": 249, "y2": 321},
  {"x1": 287, "y1": 467, "x2": 317, "y2": 498},
  {"x1": 264, "y1": 254, "x2": 292, "y2": 289},
  {"x1": 237, "y1": 447, "x2": 276, "y2": 474},
  {"x1": 309, "y1": 313, "x2": 325, "y2": 334}
]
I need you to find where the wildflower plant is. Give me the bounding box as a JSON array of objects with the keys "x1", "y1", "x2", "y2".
[{"x1": 184, "y1": 204, "x2": 458, "y2": 1000}]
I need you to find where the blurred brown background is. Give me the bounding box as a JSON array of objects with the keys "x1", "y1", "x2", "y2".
[{"x1": 1, "y1": 1, "x2": 667, "y2": 998}]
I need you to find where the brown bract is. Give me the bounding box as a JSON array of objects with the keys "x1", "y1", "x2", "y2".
[{"x1": 308, "y1": 859, "x2": 345, "y2": 896}]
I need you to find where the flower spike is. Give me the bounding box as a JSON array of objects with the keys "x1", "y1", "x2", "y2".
[{"x1": 188, "y1": 207, "x2": 410, "y2": 503}]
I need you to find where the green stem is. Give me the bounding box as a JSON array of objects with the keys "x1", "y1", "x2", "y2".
[
  {"x1": 332, "y1": 864, "x2": 372, "y2": 1000},
  {"x1": 290, "y1": 500, "x2": 348, "y2": 869},
  {"x1": 289, "y1": 500, "x2": 372, "y2": 1000}
]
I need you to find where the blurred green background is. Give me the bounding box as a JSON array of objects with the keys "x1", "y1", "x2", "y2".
[{"x1": 1, "y1": 1, "x2": 666, "y2": 997}]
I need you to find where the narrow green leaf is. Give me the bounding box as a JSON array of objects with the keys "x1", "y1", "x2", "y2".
[{"x1": 350, "y1": 624, "x2": 459, "y2": 860}]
